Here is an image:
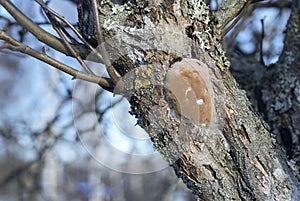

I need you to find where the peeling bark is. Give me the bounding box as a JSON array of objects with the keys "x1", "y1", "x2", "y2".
[{"x1": 78, "y1": 0, "x2": 300, "y2": 200}]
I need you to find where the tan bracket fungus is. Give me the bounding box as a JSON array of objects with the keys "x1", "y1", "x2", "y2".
[{"x1": 164, "y1": 58, "x2": 215, "y2": 127}]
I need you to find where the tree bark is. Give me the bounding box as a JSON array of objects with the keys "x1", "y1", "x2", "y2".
[
  {"x1": 260, "y1": 1, "x2": 300, "y2": 166},
  {"x1": 79, "y1": 0, "x2": 300, "y2": 200},
  {"x1": 229, "y1": 0, "x2": 300, "y2": 178}
]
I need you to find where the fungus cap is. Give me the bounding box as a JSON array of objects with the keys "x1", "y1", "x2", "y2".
[{"x1": 165, "y1": 58, "x2": 215, "y2": 127}]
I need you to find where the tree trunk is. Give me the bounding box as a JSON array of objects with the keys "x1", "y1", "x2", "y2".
[{"x1": 77, "y1": 0, "x2": 300, "y2": 200}]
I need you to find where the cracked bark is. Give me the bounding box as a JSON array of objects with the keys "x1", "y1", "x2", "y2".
[{"x1": 78, "y1": 0, "x2": 300, "y2": 200}]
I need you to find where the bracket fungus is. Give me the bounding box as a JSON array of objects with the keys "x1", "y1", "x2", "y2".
[{"x1": 164, "y1": 58, "x2": 215, "y2": 127}]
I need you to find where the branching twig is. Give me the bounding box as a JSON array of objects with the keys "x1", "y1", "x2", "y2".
[
  {"x1": 35, "y1": 0, "x2": 94, "y2": 74},
  {"x1": 33, "y1": 0, "x2": 105, "y2": 64},
  {"x1": 220, "y1": 0, "x2": 253, "y2": 37},
  {"x1": 0, "y1": 30, "x2": 114, "y2": 91},
  {"x1": 91, "y1": 0, "x2": 121, "y2": 83},
  {"x1": 0, "y1": 0, "x2": 90, "y2": 59},
  {"x1": 216, "y1": 0, "x2": 263, "y2": 31},
  {"x1": 225, "y1": 0, "x2": 290, "y2": 49},
  {"x1": 52, "y1": 22, "x2": 95, "y2": 74},
  {"x1": 34, "y1": 0, "x2": 121, "y2": 92}
]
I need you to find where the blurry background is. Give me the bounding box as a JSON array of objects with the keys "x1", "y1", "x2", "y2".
[{"x1": 0, "y1": 0, "x2": 292, "y2": 200}]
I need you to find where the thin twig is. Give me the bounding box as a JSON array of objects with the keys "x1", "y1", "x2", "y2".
[
  {"x1": 35, "y1": 0, "x2": 94, "y2": 74},
  {"x1": 217, "y1": 0, "x2": 264, "y2": 32},
  {"x1": 0, "y1": 0, "x2": 90, "y2": 59},
  {"x1": 33, "y1": 0, "x2": 104, "y2": 61},
  {"x1": 60, "y1": 24, "x2": 79, "y2": 45},
  {"x1": 0, "y1": 16, "x2": 74, "y2": 30},
  {"x1": 0, "y1": 30, "x2": 114, "y2": 91},
  {"x1": 260, "y1": 19, "x2": 265, "y2": 66},
  {"x1": 91, "y1": 0, "x2": 121, "y2": 83},
  {"x1": 221, "y1": 0, "x2": 252, "y2": 38},
  {"x1": 52, "y1": 21, "x2": 95, "y2": 74}
]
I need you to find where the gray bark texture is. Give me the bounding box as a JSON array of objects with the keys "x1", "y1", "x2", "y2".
[{"x1": 78, "y1": 0, "x2": 300, "y2": 200}]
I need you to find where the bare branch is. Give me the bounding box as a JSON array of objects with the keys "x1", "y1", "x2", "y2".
[
  {"x1": 0, "y1": 30, "x2": 114, "y2": 91},
  {"x1": 215, "y1": 0, "x2": 246, "y2": 29},
  {"x1": 215, "y1": 0, "x2": 261, "y2": 30},
  {"x1": 91, "y1": 0, "x2": 121, "y2": 83},
  {"x1": 221, "y1": 3, "x2": 248, "y2": 38},
  {"x1": 225, "y1": 0, "x2": 292, "y2": 47},
  {"x1": 34, "y1": 0, "x2": 95, "y2": 75},
  {"x1": 33, "y1": 0, "x2": 105, "y2": 64},
  {"x1": 0, "y1": 0, "x2": 91, "y2": 59},
  {"x1": 52, "y1": 22, "x2": 95, "y2": 74},
  {"x1": 260, "y1": 18, "x2": 265, "y2": 65}
]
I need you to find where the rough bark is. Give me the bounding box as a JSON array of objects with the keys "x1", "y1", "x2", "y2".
[
  {"x1": 76, "y1": 0, "x2": 300, "y2": 200},
  {"x1": 260, "y1": 1, "x2": 300, "y2": 169},
  {"x1": 229, "y1": 0, "x2": 300, "y2": 172}
]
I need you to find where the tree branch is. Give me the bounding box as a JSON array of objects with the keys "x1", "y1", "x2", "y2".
[
  {"x1": 0, "y1": 0, "x2": 91, "y2": 59},
  {"x1": 34, "y1": 0, "x2": 95, "y2": 75},
  {"x1": 82, "y1": 1, "x2": 300, "y2": 200},
  {"x1": 91, "y1": 0, "x2": 121, "y2": 83},
  {"x1": 215, "y1": 0, "x2": 262, "y2": 30},
  {"x1": 33, "y1": 0, "x2": 105, "y2": 65},
  {"x1": 0, "y1": 30, "x2": 114, "y2": 91}
]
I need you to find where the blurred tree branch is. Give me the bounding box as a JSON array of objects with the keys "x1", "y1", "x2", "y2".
[{"x1": 214, "y1": 0, "x2": 254, "y2": 29}]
